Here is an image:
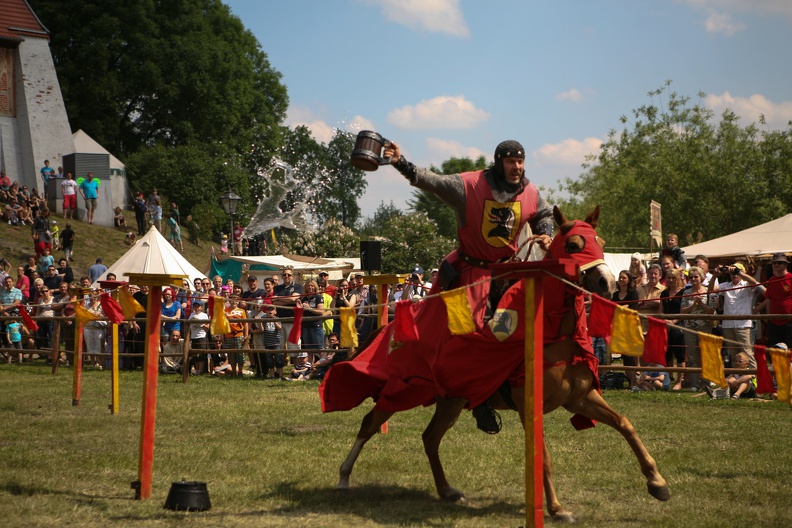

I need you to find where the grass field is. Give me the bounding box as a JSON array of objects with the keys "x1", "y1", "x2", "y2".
[{"x1": 2, "y1": 363, "x2": 792, "y2": 528}]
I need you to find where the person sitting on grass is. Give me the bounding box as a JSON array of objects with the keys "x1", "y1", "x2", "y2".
[
  {"x1": 289, "y1": 351, "x2": 312, "y2": 380},
  {"x1": 634, "y1": 363, "x2": 671, "y2": 391},
  {"x1": 726, "y1": 352, "x2": 757, "y2": 400},
  {"x1": 113, "y1": 206, "x2": 127, "y2": 229}
]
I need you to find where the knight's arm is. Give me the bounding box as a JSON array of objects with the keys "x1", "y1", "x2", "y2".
[{"x1": 392, "y1": 156, "x2": 467, "y2": 227}]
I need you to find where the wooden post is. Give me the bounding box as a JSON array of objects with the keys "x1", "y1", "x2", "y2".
[
  {"x1": 72, "y1": 321, "x2": 83, "y2": 406},
  {"x1": 127, "y1": 273, "x2": 187, "y2": 500},
  {"x1": 51, "y1": 319, "x2": 61, "y2": 375},
  {"x1": 110, "y1": 323, "x2": 120, "y2": 414},
  {"x1": 524, "y1": 275, "x2": 544, "y2": 528},
  {"x1": 359, "y1": 273, "x2": 405, "y2": 435}
]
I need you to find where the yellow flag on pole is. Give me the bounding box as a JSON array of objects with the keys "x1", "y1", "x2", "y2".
[
  {"x1": 339, "y1": 307, "x2": 358, "y2": 348},
  {"x1": 118, "y1": 285, "x2": 145, "y2": 320},
  {"x1": 608, "y1": 305, "x2": 644, "y2": 357},
  {"x1": 699, "y1": 332, "x2": 726, "y2": 388},
  {"x1": 769, "y1": 347, "x2": 792, "y2": 404},
  {"x1": 74, "y1": 303, "x2": 100, "y2": 326},
  {"x1": 210, "y1": 296, "x2": 230, "y2": 336}
]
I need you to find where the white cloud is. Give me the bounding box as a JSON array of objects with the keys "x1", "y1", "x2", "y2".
[
  {"x1": 704, "y1": 12, "x2": 745, "y2": 35},
  {"x1": 556, "y1": 88, "x2": 585, "y2": 103},
  {"x1": 424, "y1": 137, "x2": 487, "y2": 165},
  {"x1": 684, "y1": 0, "x2": 792, "y2": 18},
  {"x1": 682, "y1": 0, "x2": 792, "y2": 33},
  {"x1": 532, "y1": 137, "x2": 603, "y2": 166},
  {"x1": 285, "y1": 106, "x2": 379, "y2": 144},
  {"x1": 368, "y1": 0, "x2": 470, "y2": 37},
  {"x1": 705, "y1": 91, "x2": 792, "y2": 129},
  {"x1": 387, "y1": 95, "x2": 490, "y2": 129}
]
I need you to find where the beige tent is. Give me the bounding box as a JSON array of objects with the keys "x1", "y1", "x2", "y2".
[
  {"x1": 92, "y1": 226, "x2": 206, "y2": 287},
  {"x1": 682, "y1": 214, "x2": 792, "y2": 259}
]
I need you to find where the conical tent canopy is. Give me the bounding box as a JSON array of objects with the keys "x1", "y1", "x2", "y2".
[
  {"x1": 92, "y1": 226, "x2": 206, "y2": 287},
  {"x1": 682, "y1": 213, "x2": 792, "y2": 259}
]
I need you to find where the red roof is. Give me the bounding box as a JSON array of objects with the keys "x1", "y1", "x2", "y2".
[{"x1": 0, "y1": 0, "x2": 49, "y2": 43}]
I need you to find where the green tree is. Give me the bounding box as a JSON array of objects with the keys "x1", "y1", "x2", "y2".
[
  {"x1": 34, "y1": 0, "x2": 287, "y2": 158},
  {"x1": 380, "y1": 213, "x2": 456, "y2": 274},
  {"x1": 408, "y1": 155, "x2": 487, "y2": 239},
  {"x1": 34, "y1": 0, "x2": 289, "y2": 229},
  {"x1": 359, "y1": 201, "x2": 403, "y2": 237},
  {"x1": 563, "y1": 82, "x2": 792, "y2": 248},
  {"x1": 280, "y1": 218, "x2": 358, "y2": 258}
]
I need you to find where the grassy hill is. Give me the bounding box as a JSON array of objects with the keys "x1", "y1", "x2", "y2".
[{"x1": 0, "y1": 211, "x2": 214, "y2": 279}]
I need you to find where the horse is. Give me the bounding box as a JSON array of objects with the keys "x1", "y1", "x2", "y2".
[{"x1": 323, "y1": 206, "x2": 670, "y2": 522}]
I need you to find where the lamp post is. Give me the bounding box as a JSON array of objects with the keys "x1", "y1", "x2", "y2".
[{"x1": 220, "y1": 189, "x2": 242, "y2": 256}]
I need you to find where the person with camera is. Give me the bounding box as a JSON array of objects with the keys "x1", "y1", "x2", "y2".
[
  {"x1": 708, "y1": 262, "x2": 763, "y2": 368},
  {"x1": 330, "y1": 278, "x2": 358, "y2": 338}
]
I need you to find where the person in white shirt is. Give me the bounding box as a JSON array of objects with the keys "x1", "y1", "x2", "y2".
[
  {"x1": 708, "y1": 263, "x2": 764, "y2": 368},
  {"x1": 61, "y1": 173, "x2": 78, "y2": 220}
]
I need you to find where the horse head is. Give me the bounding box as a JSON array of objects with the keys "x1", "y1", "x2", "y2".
[{"x1": 547, "y1": 205, "x2": 616, "y2": 298}]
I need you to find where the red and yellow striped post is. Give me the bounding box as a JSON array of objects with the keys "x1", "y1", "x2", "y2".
[
  {"x1": 127, "y1": 273, "x2": 186, "y2": 500},
  {"x1": 99, "y1": 280, "x2": 125, "y2": 415},
  {"x1": 362, "y1": 274, "x2": 405, "y2": 436},
  {"x1": 491, "y1": 259, "x2": 578, "y2": 528}
]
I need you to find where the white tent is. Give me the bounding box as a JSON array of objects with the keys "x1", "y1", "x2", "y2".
[
  {"x1": 92, "y1": 226, "x2": 206, "y2": 287},
  {"x1": 682, "y1": 214, "x2": 792, "y2": 259}
]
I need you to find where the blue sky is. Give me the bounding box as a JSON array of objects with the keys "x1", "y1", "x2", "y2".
[{"x1": 224, "y1": 0, "x2": 792, "y2": 218}]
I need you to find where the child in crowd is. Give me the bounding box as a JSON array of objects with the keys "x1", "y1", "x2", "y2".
[
  {"x1": 726, "y1": 352, "x2": 757, "y2": 400},
  {"x1": 37, "y1": 247, "x2": 54, "y2": 277},
  {"x1": 260, "y1": 304, "x2": 284, "y2": 379},
  {"x1": 634, "y1": 363, "x2": 671, "y2": 391},
  {"x1": 629, "y1": 253, "x2": 647, "y2": 285},
  {"x1": 5, "y1": 317, "x2": 28, "y2": 364},
  {"x1": 59, "y1": 223, "x2": 75, "y2": 262},
  {"x1": 210, "y1": 335, "x2": 231, "y2": 375},
  {"x1": 189, "y1": 301, "x2": 210, "y2": 374},
  {"x1": 659, "y1": 233, "x2": 687, "y2": 269},
  {"x1": 50, "y1": 221, "x2": 60, "y2": 250},
  {"x1": 289, "y1": 352, "x2": 312, "y2": 381},
  {"x1": 223, "y1": 295, "x2": 247, "y2": 376}
]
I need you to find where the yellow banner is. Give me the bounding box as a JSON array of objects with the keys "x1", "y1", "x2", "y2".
[
  {"x1": 339, "y1": 307, "x2": 358, "y2": 348},
  {"x1": 699, "y1": 333, "x2": 726, "y2": 388},
  {"x1": 608, "y1": 305, "x2": 644, "y2": 357}
]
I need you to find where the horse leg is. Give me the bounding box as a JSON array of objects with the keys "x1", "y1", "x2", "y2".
[
  {"x1": 337, "y1": 408, "x2": 393, "y2": 490},
  {"x1": 423, "y1": 397, "x2": 467, "y2": 502},
  {"x1": 566, "y1": 390, "x2": 671, "y2": 501},
  {"x1": 512, "y1": 385, "x2": 576, "y2": 522}
]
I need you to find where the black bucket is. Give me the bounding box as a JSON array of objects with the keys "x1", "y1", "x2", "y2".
[{"x1": 164, "y1": 480, "x2": 211, "y2": 511}]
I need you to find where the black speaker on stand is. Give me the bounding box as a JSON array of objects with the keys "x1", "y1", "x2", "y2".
[{"x1": 360, "y1": 240, "x2": 382, "y2": 272}]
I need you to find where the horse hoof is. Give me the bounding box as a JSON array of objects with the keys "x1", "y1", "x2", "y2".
[
  {"x1": 440, "y1": 488, "x2": 466, "y2": 503},
  {"x1": 550, "y1": 510, "x2": 576, "y2": 523},
  {"x1": 648, "y1": 484, "x2": 671, "y2": 501}
]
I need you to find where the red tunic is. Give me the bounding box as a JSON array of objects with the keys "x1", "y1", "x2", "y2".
[
  {"x1": 449, "y1": 171, "x2": 540, "y2": 330},
  {"x1": 765, "y1": 272, "x2": 792, "y2": 325}
]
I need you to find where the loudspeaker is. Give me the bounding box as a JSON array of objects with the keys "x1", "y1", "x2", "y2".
[{"x1": 360, "y1": 240, "x2": 382, "y2": 272}]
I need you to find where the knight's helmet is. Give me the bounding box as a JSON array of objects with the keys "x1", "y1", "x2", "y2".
[{"x1": 492, "y1": 140, "x2": 525, "y2": 192}]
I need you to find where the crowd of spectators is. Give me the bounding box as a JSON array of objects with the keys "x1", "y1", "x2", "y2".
[{"x1": 608, "y1": 232, "x2": 790, "y2": 398}]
